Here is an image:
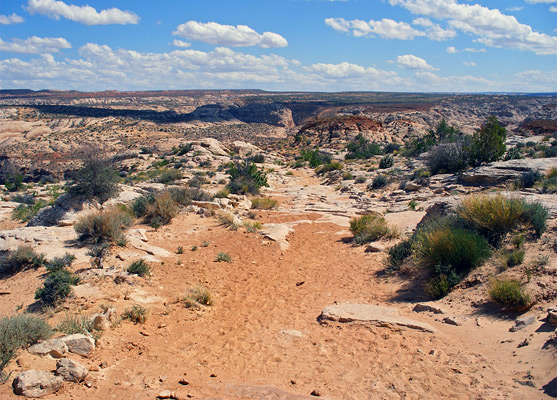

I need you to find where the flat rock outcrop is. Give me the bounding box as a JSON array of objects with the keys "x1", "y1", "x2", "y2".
[
  {"x1": 460, "y1": 157, "x2": 557, "y2": 186},
  {"x1": 320, "y1": 303, "x2": 436, "y2": 333}
]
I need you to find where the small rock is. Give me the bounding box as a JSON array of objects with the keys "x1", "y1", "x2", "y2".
[
  {"x1": 13, "y1": 370, "x2": 63, "y2": 398},
  {"x1": 443, "y1": 317, "x2": 462, "y2": 326},
  {"x1": 60, "y1": 334, "x2": 95, "y2": 357},
  {"x1": 412, "y1": 303, "x2": 445, "y2": 315},
  {"x1": 295, "y1": 281, "x2": 305, "y2": 287},
  {"x1": 89, "y1": 365, "x2": 99, "y2": 372},
  {"x1": 84, "y1": 378, "x2": 94, "y2": 388},
  {"x1": 100, "y1": 361, "x2": 108, "y2": 369},
  {"x1": 158, "y1": 390, "x2": 176, "y2": 399},
  {"x1": 510, "y1": 315, "x2": 536, "y2": 332},
  {"x1": 210, "y1": 373, "x2": 217, "y2": 378},
  {"x1": 365, "y1": 243, "x2": 386, "y2": 253},
  {"x1": 517, "y1": 338, "x2": 530, "y2": 348},
  {"x1": 56, "y1": 358, "x2": 89, "y2": 382},
  {"x1": 310, "y1": 389, "x2": 322, "y2": 397},
  {"x1": 548, "y1": 307, "x2": 557, "y2": 326},
  {"x1": 92, "y1": 314, "x2": 110, "y2": 331},
  {"x1": 159, "y1": 375, "x2": 166, "y2": 382},
  {"x1": 179, "y1": 378, "x2": 189, "y2": 385},
  {"x1": 28, "y1": 339, "x2": 67, "y2": 358}
]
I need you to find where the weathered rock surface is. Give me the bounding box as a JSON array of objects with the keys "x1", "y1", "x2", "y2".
[
  {"x1": 28, "y1": 339, "x2": 67, "y2": 358},
  {"x1": 56, "y1": 358, "x2": 89, "y2": 382},
  {"x1": 12, "y1": 370, "x2": 63, "y2": 398},
  {"x1": 320, "y1": 303, "x2": 436, "y2": 333},
  {"x1": 60, "y1": 334, "x2": 95, "y2": 357},
  {"x1": 509, "y1": 315, "x2": 536, "y2": 332},
  {"x1": 412, "y1": 303, "x2": 446, "y2": 315},
  {"x1": 460, "y1": 157, "x2": 557, "y2": 186},
  {"x1": 548, "y1": 306, "x2": 557, "y2": 326}
]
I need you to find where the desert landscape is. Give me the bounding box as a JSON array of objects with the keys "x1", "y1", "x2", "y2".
[{"x1": 0, "y1": 89, "x2": 555, "y2": 399}]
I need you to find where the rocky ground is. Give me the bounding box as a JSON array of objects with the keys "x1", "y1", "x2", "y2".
[{"x1": 0, "y1": 91, "x2": 556, "y2": 399}]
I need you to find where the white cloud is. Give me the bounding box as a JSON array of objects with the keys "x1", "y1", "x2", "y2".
[
  {"x1": 412, "y1": 17, "x2": 456, "y2": 40},
  {"x1": 173, "y1": 21, "x2": 287, "y2": 48},
  {"x1": 0, "y1": 36, "x2": 71, "y2": 54},
  {"x1": 551, "y1": 6, "x2": 557, "y2": 11},
  {"x1": 388, "y1": 0, "x2": 557, "y2": 55},
  {"x1": 325, "y1": 17, "x2": 425, "y2": 40},
  {"x1": 172, "y1": 39, "x2": 191, "y2": 48},
  {"x1": 27, "y1": 0, "x2": 139, "y2": 25},
  {"x1": 524, "y1": 0, "x2": 556, "y2": 3},
  {"x1": 446, "y1": 46, "x2": 458, "y2": 53},
  {"x1": 447, "y1": 46, "x2": 487, "y2": 53},
  {"x1": 506, "y1": 7, "x2": 523, "y2": 11},
  {"x1": 463, "y1": 61, "x2": 476, "y2": 66},
  {"x1": 396, "y1": 54, "x2": 437, "y2": 70},
  {"x1": 0, "y1": 13, "x2": 24, "y2": 25},
  {"x1": 304, "y1": 61, "x2": 397, "y2": 79}
]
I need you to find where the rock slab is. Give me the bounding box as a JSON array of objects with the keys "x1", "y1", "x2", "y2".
[
  {"x1": 320, "y1": 303, "x2": 436, "y2": 333},
  {"x1": 28, "y1": 339, "x2": 67, "y2": 358},
  {"x1": 56, "y1": 358, "x2": 89, "y2": 382},
  {"x1": 60, "y1": 334, "x2": 95, "y2": 357},
  {"x1": 13, "y1": 370, "x2": 63, "y2": 398}
]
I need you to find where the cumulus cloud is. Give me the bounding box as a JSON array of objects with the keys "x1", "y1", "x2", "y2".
[
  {"x1": 0, "y1": 36, "x2": 71, "y2": 54},
  {"x1": 463, "y1": 61, "x2": 476, "y2": 67},
  {"x1": 446, "y1": 46, "x2": 486, "y2": 53},
  {"x1": 173, "y1": 21, "x2": 288, "y2": 48},
  {"x1": 396, "y1": 54, "x2": 437, "y2": 70},
  {"x1": 172, "y1": 39, "x2": 191, "y2": 48},
  {"x1": 325, "y1": 17, "x2": 425, "y2": 40},
  {"x1": 412, "y1": 18, "x2": 456, "y2": 40},
  {"x1": 27, "y1": 0, "x2": 139, "y2": 25},
  {"x1": 0, "y1": 13, "x2": 24, "y2": 25},
  {"x1": 388, "y1": 0, "x2": 557, "y2": 55},
  {"x1": 551, "y1": 6, "x2": 557, "y2": 11}
]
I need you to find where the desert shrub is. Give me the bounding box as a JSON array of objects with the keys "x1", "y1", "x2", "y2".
[
  {"x1": 45, "y1": 253, "x2": 75, "y2": 273},
  {"x1": 215, "y1": 252, "x2": 232, "y2": 263},
  {"x1": 157, "y1": 168, "x2": 182, "y2": 184},
  {"x1": 227, "y1": 161, "x2": 268, "y2": 195},
  {"x1": 354, "y1": 175, "x2": 367, "y2": 184},
  {"x1": 169, "y1": 187, "x2": 213, "y2": 206},
  {"x1": 247, "y1": 154, "x2": 265, "y2": 164},
  {"x1": 468, "y1": 116, "x2": 506, "y2": 167},
  {"x1": 424, "y1": 274, "x2": 452, "y2": 299},
  {"x1": 127, "y1": 260, "x2": 151, "y2": 277},
  {"x1": 87, "y1": 243, "x2": 110, "y2": 269},
  {"x1": 538, "y1": 167, "x2": 557, "y2": 194},
  {"x1": 315, "y1": 160, "x2": 343, "y2": 175},
  {"x1": 386, "y1": 238, "x2": 413, "y2": 271},
  {"x1": 182, "y1": 286, "x2": 213, "y2": 309},
  {"x1": 515, "y1": 170, "x2": 543, "y2": 189},
  {"x1": 175, "y1": 143, "x2": 192, "y2": 156},
  {"x1": 426, "y1": 142, "x2": 468, "y2": 175},
  {"x1": 244, "y1": 221, "x2": 262, "y2": 233},
  {"x1": 75, "y1": 209, "x2": 133, "y2": 245},
  {"x1": 218, "y1": 212, "x2": 239, "y2": 230},
  {"x1": 379, "y1": 155, "x2": 394, "y2": 169},
  {"x1": 411, "y1": 168, "x2": 431, "y2": 184},
  {"x1": 383, "y1": 142, "x2": 401, "y2": 154},
  {"x1": 176, "y1": 246, "x2": 184, "y2": 254},
  {"x1": 131, "y1": 195, "x2": 150, "y2": 218},
  {"x1": 12, "y1": 199, "x2": 48, "y2": 222},
  {"x1": 301, "y1": 149, "x2": 332, "y2": 167},
  {"x1": 0, "y1": 246, "x2": 45, "y2": 276},
  {"x1": 503, "y1": 249, "x2": 525, "y2": 268},
  {"x1": 56, "y1": 314, "x2": 100, "y2": 340},
  {"x1": 342, "y1": 171, "x2": 354, "y2": 180},
  {"x1": 0, "y1": 159, "x2": 24, "y2": 192},
  {"x1": 69, "y1": 146, "x2": 119, "y2": 204},
  {"x1": 350, "y1": 213, "x2": 397, "y2": 244},
  {"x1": 0, "y1": 315, "x2": 52, "y2": 374},
  {"x1": 145, "y1": 192, "x2": 177, "y2": 227},
  {"x1": 345, "y1": 135, "x2": 382, "y2": 160},
  {"x1": 215, "y1": 188, "x2": 230, "y2": 198},
  {"x1": 457, "y1": 195, "x2": 525, "y2": 245},
  {"x1": 413, "y1": 226, "x2": 491, "y2": 276},
  {"x1": 35, "y1": 270, "x2": 79, "y2": 306},
  {"x1": 370, "y1": 174, "x2": 389, "y2": 189},
  {"x1": 489, "y1": 278, "x2": 531, "y2": 309},
  {"x1": 504, "y1": 147, "x2": 523, "y2": 161},
  {"x1": 123, "y1": 304, "x2": 148, "y2": 324},
  {"x1": 251, "y1": 197, "x2": 278, "y2": 210},
  {"x1": 522, "y1": 201, "x2": 549, "y2": 237}
]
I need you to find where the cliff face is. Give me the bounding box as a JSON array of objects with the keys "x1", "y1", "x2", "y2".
[{"x1": 297, "y1": 115, "x2": 385, "y2": 146}]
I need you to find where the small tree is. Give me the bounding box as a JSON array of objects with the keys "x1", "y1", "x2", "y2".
[
  {"x1": 227, "y1": 161, "x2": 268, "y2": 195},
  {"x1": 468, "y1": 116, "x2": 506, "y2": 167},
  {"x1": 70, "y1": 146, "x2": 119, "y2": 204}
]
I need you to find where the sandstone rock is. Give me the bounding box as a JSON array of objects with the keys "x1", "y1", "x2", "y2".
[
  {"x1": 510, "y1": 315, "x2": 536, "y2": 332},
  {"x1": 548, "y1": 307, "x2": 557, "y2": 326},
  {"x1": 56, "y1": 358, "x2": 88, "y2": 382},
  {"x1": 28, "y1": 339, "x2": 67, "y2": 358},
  {"x1": 12, "y1": 370, "x2": 63, "y2": 398},
  {"x1": 127, "y1": 235, "x2": 172, "y2": 258},
  {"x1": 60, "y1": 334, "x2": 95, "y2": 357},
  {"x1": 404, "y1": 181, "x2": 421, "y2": 192},
  {"x1": 443, "y1": 316, "x2": 463, "y2": 326},
  {"x1": 365, "y1": 243, "x2": 386, "y2": 253},
  {"x1": 192, "y1": 200, "x2": 222, "y2": 210},
  {"x1": 157, "y1": 389, "x2": 177, "y2": 399},
  {"x1": 233, "y1": 141, "x2": 262, "y2": 157},
  {"x1": 193, "y1": 138, "x2": 229, "y2": 156},
  {"x1": 460, "y1": 157, "x2": 557, "y2": 186},
  {"x1": 412, "y1": 303, "x2": 446, "y2": 315},
  {"x1": 320, "y1": 303, "x2": 435, "y2": 333},
  {"x1": 92, "y1": 314, "x2": 110, "y2": 331}
]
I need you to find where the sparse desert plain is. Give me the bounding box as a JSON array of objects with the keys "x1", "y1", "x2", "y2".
[{"x1": 0, "y1": 90, "x2": 556, "y2": 400}]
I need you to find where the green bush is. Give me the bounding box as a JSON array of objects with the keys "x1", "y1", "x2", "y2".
[
  {"x1": 503, "y1": 249, "x2": 525, "y2": 268},
  {"x1": 386, "y1": 239, "x2": 413, "y2": 271},
  {"x1": 123, "y1": 304, "x2": 148, "y2": 324},
  {"x1": 424, "y1": 274, "x2": 452, "y2": 299},
  {"x1": 301, "y1": 149, "x2": 332, "y2": 167},
  {"x1": 503, "y1": 146, "x2": 523, "y2": 161},
  {"x1": 370, "y1": 174, "x2": 388, "y2": 189},
  {"x1": 169, "y1": 187, "x2": 213, "y2": 206},
  {"x1": 227, "y1": 161, "x2": 268, "y2": 195},
  {"x1": 251, "y1": 197, "x2": 278, "y2": 210},
  {"x1": 489, "y1": 278, "x2": 531, "y2": 309},
  {"x1": 131, "y1": 195, "x2": 150, "y2": 218},
  {"x1": 75, "y1": 209, "x2": 133, "y2": 245},
  {"x1": 0, "y1": 246, "x2": 45, "y2": 276},
  {"x1": 522, "y1": 201, "x2": 549, "y2": 237},
  {"x1": 182, "y1": 285, "x2": 213, "y2": 309},
  {"x1": 45, "y1": 253, "x2": 75, "y2": 273},
  {"x1": 56, "y1": 314, "x2": 100, "y2": 340},
  {"x1": 315, "y1": 161, "x2": 343, "y2": 175},
  {"x1": 247, "y1": 154, "x2": 265, "y2": 164},
  {"x1": 70, "y1": 147, "x2": 119, "y2": 204},
  {"x1": 157, "y1": 168, "x2": 182, "y2": 184},
  {"x1": 378, "y1": 155, "x2": 394, "y2": 169},
  {"x1": 468, "y1": 116, "x2": 506, "y2": 167},
  {"x1": 12, "y1": 199, "x2": 48, "y2": 222},
  {"x1": 349, "y1": 213, "x2": 397, "y2": 244},
  {"x1": 35, "y1": 270, "x2": 79, "y2": 306},
  {"x1": 345, "y1": 134, "x2": 382, "y2": 160},
  {"x1": 0, "y1": 315, "x2": 52, "y2": 373},
  {"x1": 426, "y1": 142, "x2": 468, "y2": 175},
  {"x1": 145, "y1": 192, "x2": 177, "y2": 227},
  {"x1": 215, "y1": 252, "x2": 232, "y2": 263},
  {"x1": 127, "y1": 259, "x2": 151, "y2": 277}
]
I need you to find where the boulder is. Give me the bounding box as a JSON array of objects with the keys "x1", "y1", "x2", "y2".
[
  {"x1": 509, "y1": 315, "x2": 536, "y2": 332},
  {"x1": 404, "y1": 181, "x2": 421, "y2": 192},
  {"x1": 92, "y1": 314, "x2": 110, "y2": 331},
  {"x1": 412, "y1": 303, "x2": 446, "y2": 315},
  {"x1": 193, "y1": 138, "x2": 229, "y2": 156},
  {"x1": 548, "y1": 306, "x2": 557, "y2": 326},
  {"x1": 12, "y1": 370, "x2": 63, "y2": 398},
  {"x1": 364, "y1": 243, "x2": 386, "y2": 253},
  {"x1": 320, "y1": 303, "x2": 435, "y2": 333},
  {"x1": 460, "y1": 157, "x2": 557, "y2": 186},
  {"x1": 60, "y1": 334, "x2": 95, "y2": 357},
  {"x1": 233, "y1": 141, "x2": 262, "y2": 158},
  {"x1": 28, "y1": 339, "x2": 67, "y2": 358},
  {"x1": 56, "y1": 358, "x2": 88, "y2": 382}
]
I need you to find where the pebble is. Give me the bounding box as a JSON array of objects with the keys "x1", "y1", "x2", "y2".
[{"x1": 311, "y1": 389, "x2": 322, "y2": 397}]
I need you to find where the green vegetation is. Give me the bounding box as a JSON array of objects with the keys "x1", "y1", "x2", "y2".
[
  {"x1": 12, "y1": 198, "x2": 48, "y2": 222},
  {"x1": 56, "y1": 313, "x2": 101, "y2": 340},
  {"x1": 0, "y1": 315, "x2": 52, "y2": 375},
  {"x1": 182, "y1": 286, "x2": 213, "y2": 309},
  {"x1": 251, "y1": 197, "x2": 278, "y2": 210},
  {"x1": 127, "y1": 259, "x2": 151, "y2": 277},
  {"x1": 369, "y1": 174, "x2": 388, "y2": 189},
  {"x1": 468, "y1": 116, "x2": 506, "y2": 167},
  {"x1": 144, "y1": 192, "x2": 177, "y2": 227},
  {"x1": 157, "y1": 168, "x2": 182, "y2": 184},
  {"x1": 215, "y1": 252, "x2": 232, "y2": 263},
  {"x1": 45, "y1": 253, "x2": 76, "y2": 273},
  {"x1": 378, "y1": 155, "x2": 394, "y2": 169},
  {"x1": 315, "y1": 160, "x2": 343, "y2": 174},
  {"x1": 227, "y1": 161, "x2": 268, "y2": 195},
  {"x1": 0, "y1": 246, "x2": 45, "y2": 277},
  {"x1": 345, "y1": 134, "x2": 382, "y2": 160},
  {"x1": 489, "y1": 278, "x2": 531, "y2": 309},
  {"x1": 123, "y1": 304, "x2": 148, "y2": 324},
  {"x1": 75, "y1": 208, "x2": 133, "y2": 245},
  {"x1": 349, "y1": 213, "x2": 398, "y2": 245},
  {"x1": 503, "y1": 249, "x2": 525, "y2": 268},
  {"x1": 386, "y1": 238, "x2": 413, "y2": 271},
  {"x1": 35, "y1": 269, "x2": 79, "y2": 307},
  {"x1": 300, "y1": 149, "x2": 332, "y2": 167},
  {"x1": 426, "y1": 142, "x2": 468, "y2": 175}
]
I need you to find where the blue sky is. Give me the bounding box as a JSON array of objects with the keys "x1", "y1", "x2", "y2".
[{"x1": 0, "y1": 0, "x2": 556, "y2": 92}]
